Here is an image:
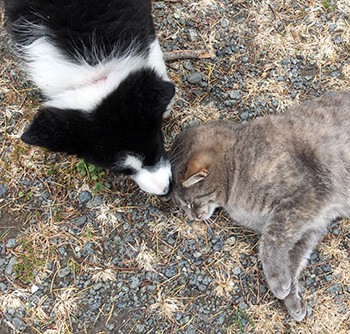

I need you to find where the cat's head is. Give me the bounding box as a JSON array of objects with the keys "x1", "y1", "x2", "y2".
[{"x1": 170, "y1": 131, "x2": 223, "y2": 221}]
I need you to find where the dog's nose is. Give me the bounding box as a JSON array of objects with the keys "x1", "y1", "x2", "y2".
[{"x1": 160, "y1": 178, "x2": 173, "y2": 197}]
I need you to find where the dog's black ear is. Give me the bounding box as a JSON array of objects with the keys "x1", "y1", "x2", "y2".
[
  {"x1": 21, "y1": 107, "x2": 91, "y2": 155},
  {"x1": 153, "y1": 79, "x2": 175, "y2": 114}
]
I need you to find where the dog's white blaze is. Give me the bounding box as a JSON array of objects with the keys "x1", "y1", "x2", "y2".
[
  {"x1": 124, "y1": 155, "x2": 171, "y2": 195},
  {"x1": 22, "y1": 38, "x2": 168, "y2": 111}
]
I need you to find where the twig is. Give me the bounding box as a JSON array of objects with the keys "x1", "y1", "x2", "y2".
[{"x1": 164, "y1": 50, "x2": 215, "y2": 62}]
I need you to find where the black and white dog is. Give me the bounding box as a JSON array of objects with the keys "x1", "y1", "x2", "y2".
[{"x1": 4, "y1": 0, "x2": 175, "y2": 195}]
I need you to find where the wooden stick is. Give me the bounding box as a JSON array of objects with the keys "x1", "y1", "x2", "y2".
[{"x1": 163, "y1": 50, "x2": 215, "y2": 61}]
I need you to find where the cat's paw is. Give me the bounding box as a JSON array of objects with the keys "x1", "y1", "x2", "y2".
[
  {"x1": 266, "y1": 269, "x2": 291, "y2": 300},
  {"x1": 284, "y1": 291, "x2": 306, "y2": 322}
]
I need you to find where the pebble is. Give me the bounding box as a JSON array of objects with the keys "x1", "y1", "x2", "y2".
[
  {"x1": 84, "y1": 241, "x2": 94, "y2": 255},
  {"x1": 87, "y1": 195, "x2": 104, "y2": 208},
  {"x1": 221, "y1": 18, "x2": 230, "y2": 28},
  {"x1": 0, "y1": 184, "x2": 8, "y2": 197},
  {"x1": 188, "y1": 29, "x2": 197, "y2": 42},
  {"x1": 232, "y1": 267, "x2": 241, "y2": 275},
  {"x1": 11, "y1": 318, "x2": 27, "y2": 331},
  {"x1": 79, "y1": 191, "x2": 92, "y2": 203},
  {"x1": 228, "y1": 90, "x2": 243, "y2": 100},
  {"x1": 187, "y1": 72, "x2": 202, "y2": 84},
  {"x1": 239, "y1": 301, "x2": 248, "y2": 310},
  {"x1": 164, "y1": 266, "x2": 178, "y2": 278},
  {"x1": 136, "y1": 324, "x2": 145, "y2": 333},
  {"x1": 326, "y1": 283, "x2": 342, "y2": 294},
  {"x1": 74, "y1": 216, "x2": 87, "y2": 226},
  {"x1": 57, "y1": 267, "x2": 71, "y2": 278},
  {"x1": 90, "y1": 301, "x2": 102, "y2": 311},
  {"x1": 5, "y1": 257, "x2": 16, "y2": 275},
  {"x1": 130, "y1": 276, "x2": 141, "y2": 289},
  {"x1": 6, "y1": 238, "x2": 16, "y2": 248}
]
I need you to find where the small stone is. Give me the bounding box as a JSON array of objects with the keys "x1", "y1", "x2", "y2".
[
  {"x1": 74, "y1": 216, "x2": 87, "y2": 226},
  {"x1": 79, "y1": 191, "x2": 92, "y2": 203},
  {"x1": 87, "y1": 195, "x2": 104, "y2": 208},
  {"x1": 228, "y1": 90, "x2": 243, "y2": 100},
  {"x1": 7, "y1": 308, "x2": 15, "y2": 316},
  {"x1": 337, "y1": 304, "x2": 345, "y2": 313},
  {"x1": 308, "y1": 295, "x2": 318, "y2": 307},
  {"x1": 306, "y1": 305, "x2": 313, "y2": 317},
  {"x1": 107, "y1": 323, "x2": 115, "y2": 330},
  {"x1": 153, "y1": 2, "x2": 164, "y2": 9},
  {"x1": 239, "y1": 301, "x2": 248, "y2": 310},
  {"x1": 240, "y1": 112, "x2": 249, "y2": 121},
  {"x1": 164, "y1": 265, "x2": 178, "y2": 278},
  {"x1": 233, "y1": 267, "x2": 241, "y2": 275},
  {"x1": 188, "y1": 29, "x2": 197, "y2": 42},
  {"x1": 216, "y1": 313, "x2": 225, "y2": 326},
  {"x1": 90, "y1": 301, "x2": 102, "y2": 311},
  {"x1": 5, "y1": 257, "x2": 16, "y2": 275},
  {"x1": 183, "y1": 60, "x2": 193, "y2": 71},
  {"x1": 58, "y1": 247, "x2": 66, "y2": 255},
  {"x1": 0, "y1": 282, "x2": 7, "y2": 292},
  {"x1": 84, "y1": 241, "x2": 94, "y2": 255},
  {"x1": 94, "y1": 283, "x2": 103, "y2": 291},
  {"x1": 325, "y1": 274, "x2": 333, "y2": 282},
  {"x1": 11, "y1": 318, "x2": 27, "y2": 331},
  {"x1": 193, "y1": 251, "x2": 202, "y2": 258},
  {"x1": 331, "y1": 71, "x2": 340, "y2": 77},
  {"x1": 173, "y1": 8, "x2": 181, "y2": 19},
  {"x1": 221, "y1": 18, "x2": 230, "y2": 28},
  {"x1": 0, "y1": 184, "x2": 8, "y2": 197},
  {"x1": 213, "y1": 241, "x2": 224, "y2": 251},
  {"x1": 305, "y1": 277, "x2": 313, "y2": 286},
  {"x1": 31, "y1": 285, "x2": 39, "y2": 294},
  {"x1": 272, "y1": 99, "x2": 279, "y2": 107},
  {"x1": 135, "y1": 324, "x2": 145, "y2": 333},
  {"x1": 130, "y1": 276, "x2": 141, "y2": 289},
  {"x1": 6, "y1": 238, "x2": 16, "y2": 248},
  {"x1": 326, "y1": 283, "x2": 342, "y2": 294},
  {"x1": 187, "y1": 72, "x2": 202, "y2": 84},
  {"x1": 57, "y1": 267, "x2": 71, "y2": 278}
]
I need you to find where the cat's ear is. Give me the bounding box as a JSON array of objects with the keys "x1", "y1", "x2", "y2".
[
  {"x1": 182, "y1": 151, "x2": 211, "y2": 187},
  {"x1": 182, "y1": 169, "x2": 208, "y2": 187}
]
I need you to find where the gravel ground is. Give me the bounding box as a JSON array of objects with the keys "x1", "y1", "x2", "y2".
[{"x1": 1, "y1": 1, "x2": 350, "y2": 333}]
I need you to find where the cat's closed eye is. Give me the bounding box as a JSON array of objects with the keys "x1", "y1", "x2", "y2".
[{"x1": 187, "y1": 202, "x2": 194, "y2": 209}]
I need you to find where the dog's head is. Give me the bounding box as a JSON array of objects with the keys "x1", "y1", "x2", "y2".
[{"x1": 21, "y1": 69, "x2": 175, "y2": 195}]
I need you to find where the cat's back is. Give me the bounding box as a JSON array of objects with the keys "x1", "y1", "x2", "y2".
[
  {"x1": 273, "y1": 91, "x2": 350, "y2": 137},
  {"x1": 172, "y1": 91, "x2": 350, "y2": 166}
]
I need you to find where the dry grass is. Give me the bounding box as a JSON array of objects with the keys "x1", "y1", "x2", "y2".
[
  {"x1": 1, "y1": 0, "x2": 350, "y2": 333},
  {"x1": 149, "y1": 286, "x2": 185, "y2": 320}
]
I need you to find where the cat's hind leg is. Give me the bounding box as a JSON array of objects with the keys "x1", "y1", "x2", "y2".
[
  {"x1": 259, "y1": 217, "x2": 298, "y2": 300},
  {"x1": 284, "y1": 229, "x2": 324, "y2": 321},
  {"x1": 260, "y1": 233, "x2": 292, "y2": 300}
]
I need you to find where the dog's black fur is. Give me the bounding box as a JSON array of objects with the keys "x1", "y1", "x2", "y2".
[{"x1": 4, "y1": 0, "x2": 175, "y2": 195}]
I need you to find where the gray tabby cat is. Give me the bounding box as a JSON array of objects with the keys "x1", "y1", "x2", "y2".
[{"x1": 170, "y1": 91, "x2": 350, "y2": 321}]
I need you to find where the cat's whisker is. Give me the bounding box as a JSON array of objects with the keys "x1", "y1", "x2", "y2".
[
  {"x1": 203, "y1": 219, "x2": 211, "y2": 229},
  {"x1": 169, "y1": 147, "x2": 187, "y2": 164},
  {"x1": 169, "y1": 142, "x2": 186, "y2": 160},
  {"x1": 204, "y1": 217, "x2": 222, "y2": 230}
]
